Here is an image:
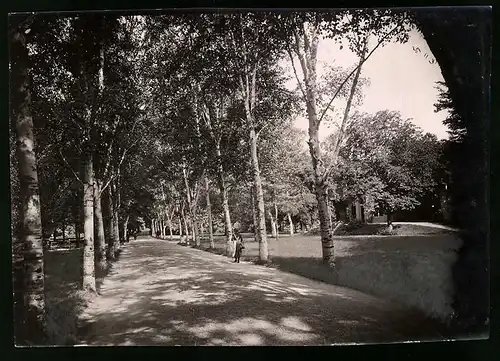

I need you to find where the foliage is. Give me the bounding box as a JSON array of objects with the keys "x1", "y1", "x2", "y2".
[{"x1": 332, "y1": 110, "x2": 444, "y2": 216}]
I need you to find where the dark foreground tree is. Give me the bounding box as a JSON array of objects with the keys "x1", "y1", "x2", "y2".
[
  {"x1": 415, "y1": 7, "x2": 491, "y2": 331},
  {"x1": 10, "y1": 15, "x2": 47, "y2": 345}
]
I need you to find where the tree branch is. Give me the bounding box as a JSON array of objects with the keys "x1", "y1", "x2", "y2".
[
  {"x1": 292, "y1": 27, "x2": 309, "y2": 80},
  {"x1": 286, "y1": 48, "x2": 307, "y2": 100},
  {"x1": 229, "y1": 28, "x2": 246, "y2": 100},
  {"x1": 59, "y1": 149, "x2": 84, "y2": 185},
  {"x1": 256, "y1": 122, "x2": 270, "y2": 141},
  {"x1": 99, "y1": 174, "x2": 116, "y2": 197},
  {"x1": 318, "y1": 23, "x2": 403, "y2": 123},
  {"x1": 99, "y1": 136, "x2": 141, "y2": 197},
  {"x1": 302, "y1": 22, "x2": 311, "y2": 53},
  {"x1": 322, "y1": 36, "x2": 369, "y2": 183},
  {"x1": 102, "y1": 116, "x2": 122, "y2": 179},
  {"x1": 250, "y1": 60, "x2": 259, "y2": 113},
  {"x1": 155, "y1": 155, "x2": 166, "y2": 167}
]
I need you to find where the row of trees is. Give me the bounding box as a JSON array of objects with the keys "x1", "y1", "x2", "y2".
[
  {"x1": 140, "y1": 10, "x2": 420, "y2": 265},
  {"x1": 9, "y1": 14, "x2": 158, "y2": 344},
  {"x1": 10, "y1": 8, "x2": 490, "y2": 344}
]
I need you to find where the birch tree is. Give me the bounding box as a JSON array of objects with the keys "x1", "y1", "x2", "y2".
[{"x1": 280, "y1": 10, "x2": 411, "y2": 266}]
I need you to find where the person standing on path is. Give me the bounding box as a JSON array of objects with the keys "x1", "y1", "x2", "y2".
[{"x1": 233, "y1": 231, "x2": 245, "y2": 263}]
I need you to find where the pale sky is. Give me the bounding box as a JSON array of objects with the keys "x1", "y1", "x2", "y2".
[{"x1": 284, "y1": 29, "x2": 450, "y2": 141}]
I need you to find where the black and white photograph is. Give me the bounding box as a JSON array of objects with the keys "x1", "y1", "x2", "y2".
[{"x1": 8, "y1": 7, "x2": 491, "y2": 346}]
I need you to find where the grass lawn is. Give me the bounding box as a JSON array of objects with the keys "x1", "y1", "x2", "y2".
[
  {"x1": 44, "y1": 247, "x2": 117, "y2": 345},
  {"x1": 307, "y1": 223, "x2": 458, "y2": 236},
  {"x1": 182, "y1": 227, "x2": 461, "y2": 325},
  {"x1": 40, "y1": 225, "x2": 461, "y2": 344},
  {"x1": 44, "y1": 248, "x2": 87, "y2": 345}
]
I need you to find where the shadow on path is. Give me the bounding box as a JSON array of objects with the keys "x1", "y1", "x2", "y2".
[{"x1": 78, "y1": 237, "x2": 446, "y2": 346}]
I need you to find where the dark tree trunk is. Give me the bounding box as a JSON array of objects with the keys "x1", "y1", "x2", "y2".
[
  {"x1": 10, "y1": 24, "x2": 47, "y2": 345},
  {"x1": 111, "y1": 181, "x2": 120, "y2": 253},
  {"x1": 62, "y1": 220, "x2": 66, "y2": 244},
  {"x1": 168, "y1": 219, "x2": 173, "y2": 241},
  {"x1": 106, "y1": 187, "x2": 117, "y2": 260},
  {"x1": 415, "y1": 8, "x2": 491, "y2": 330},
  {"x1": 308, "y1": 122, "x2": 335, "y2": 266},
  {"x1": 205, "y1": 177, "x2": 214, "y2": 248},
  {"x1": 249, "y1": 126, "x2": 268, "y2": 262},
  {"x1": 251, "y1": 187, "x2": 260, "y2": 243},
  {"x1": 122, "y1": 215, "x2": 129, "y2": 243},
  {"x1": 215, "y1": 157, "x2": 233, "y2": 256},
  {"x1": 268, "y1": 210, "x2": 277, "y2": 238},
  {"x1": 93, "y1": 180, "x2": 106, "y2": 270},
  {"x1": 82, "y1": 153, "x2": 96, "y2": 292},
  {"x1": 288, "y1": 213, "x2": 294, "y2": 236}
]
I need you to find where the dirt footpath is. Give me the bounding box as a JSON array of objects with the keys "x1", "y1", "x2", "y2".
[{"x1": 78, "y1": 237, "x2": 445, "y2": 346}]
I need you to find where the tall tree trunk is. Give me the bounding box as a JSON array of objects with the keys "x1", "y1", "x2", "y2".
[
  {"x1": 82, "y1": 154, "x2": 96, "y2": 292},
  {"x1": 268, "y1": 210, "x2": 277, "y2": 238},
  {"x1": 106, "y1": 188, "x2": 116, "y2": 260},
  {"x1": 62, "y1": 220, "x2": 66, "y2": 244},
  {"x1": 220, "y1": 179, "x2": 233, "y2": 256},
  {"x1": 238, "y1": 52, "x2": 269, "y2": 262},
  {"x1": 192, "y1": 181, "x2": 202, "y2": 247},
  {"x1": 168, "y1": 218, "x2": 173, "y2": 241},
  {"x1": 202, "y1": 102, "x2": 233, "y2": 252},
  {"x1": 183, "y1": 216, "x2": 190, "y2": 243},
  {"x1": 190, "y1": 223, "x2": 196, "y2": 245},
  {"x1": 94, "y1": 27, "x2": 106, "y2": 266},
  {"x1": 295, "y1": 25, "x2": 334, "y2": 266},
  {"x1": 288, "y1": 213, "x2": 294, "y2": 236},
  {"x1": 210, "y1": 142, "x2": 233, "y2": 255},
  {"x1": 180, "y1": 205, "x2": 189, "y2": 244},
  {"x1": 93, "y1": 180, "x2": 106, "y2": 269},
  {"x1": 178, "y1": 217, "x2": 182, "y2": 237},
  {"x1": 10, "y1": 26, "x2": 46, "y2": 344},
  {"x1": 114, "y1": 173, "x2": 122, "y2": 244},
  {"x1": 217, "y1": 162, "x2": 233, "y2": 256},
  {"x1": 205, "y1": 177, "x2": 214, "y2": 248},
  {"x1": 329, "y1": 201, "x2": 335, "y2": 227},
  {"x1": 111, "y1": 181, "x2": 120, "y2": 253},
  {"x1": 249, "y1": 127, "x2": 268, "y2": 262},
  {"x1": 182, "y1": 163, "x2": 199, "y2": 246},
  {"x1": 291, "y1": 27, "x2": 367, "y2": 267},
  {"x1": 251, "y1": 186, "x2": 261, "y2": 243},
  {"x1": 308, "y1": 124, "x2": 335, "y2": 266},
  {"x1": 274, "y1": 202, "x2": 279, "y2": 241},
  {"x1": 122, "y1": 215, "x2": 129, "y2": 242}
]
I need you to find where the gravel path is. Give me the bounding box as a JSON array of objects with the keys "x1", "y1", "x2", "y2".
[{"x1": 78, "y1": 236, "x2": 444, "y2": 346}]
